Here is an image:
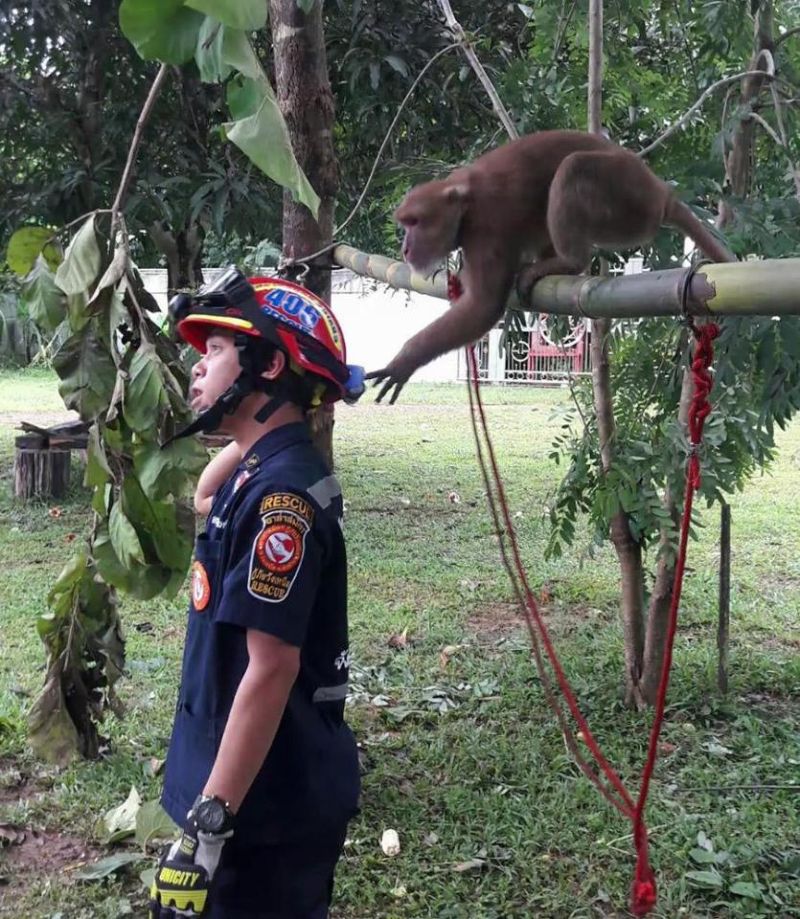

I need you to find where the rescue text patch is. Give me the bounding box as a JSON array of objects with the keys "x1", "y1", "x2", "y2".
[{"x1": 258, "y1": 492, "x2": 314, "y2": 523}]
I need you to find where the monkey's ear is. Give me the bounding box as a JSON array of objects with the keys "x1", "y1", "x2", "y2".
[{"x1": 445, "y1": 183, "x2": 469, "y2": 202}]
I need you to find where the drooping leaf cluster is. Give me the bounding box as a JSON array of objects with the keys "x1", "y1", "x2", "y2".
[{"x1": 12, "y1": 216, "x2": 207, "y2": 761}]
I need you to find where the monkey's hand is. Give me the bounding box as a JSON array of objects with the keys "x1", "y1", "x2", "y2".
[{"x1": 365, "y1": 346, "x2": 419, "y2": 404}]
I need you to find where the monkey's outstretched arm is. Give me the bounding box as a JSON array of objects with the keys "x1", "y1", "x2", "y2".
[{"x1": 366, "y1": 264, "x2": 512, "y2": 404}]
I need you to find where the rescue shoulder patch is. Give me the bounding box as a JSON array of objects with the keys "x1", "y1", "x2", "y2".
[{"x1": 248, "y1": 494, "x2": 313, "y2": 603}]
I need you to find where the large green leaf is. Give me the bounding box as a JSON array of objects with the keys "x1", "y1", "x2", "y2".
[
  {"x1": 97, "y1": 786, "x2": 141, "y2": 844},
  {"x1": 74, "y1": 853, "x2": 144, "y2": 881},
  {"x1": 195, "y1": 16, "x2": 232, "y2": 83},
  {"x1": 186, "y1": 0, "x2": 267, "y2": 31},
  {"x1": 220, "y1": 27, "x2": 261, "y2": 79},
  {"x1": 123, "y1": 340, "x2": 168, "y2": 432},
  {"x1": 94, "y1": 528, "x2": 174, "y2": 600},
  {"x1": 85, "y1": 425, "x2": 112, "y2": 490},
  {"x1": 119, "y1": 0, "x2": 204, "y2": 65},
  {"x1": 134, "y1": 438, "x2": 207, "y2": 500},
  {"x1": 135, "y1": 799, "x2": 179, "y2": 848},
  {"x1": 55, "y1": 217, "x2": 102, "y2": 297},
  {"x1": 21, "y1": 256, "x2": 66, "y2": 333},
  {"x1": 7, "y1": 226, "x2": 60, "y2": 276},
  {"x1": 224, "y1": 75, "x2": 320, "y2": 217},
  {"x1": 122, "y1": 477, "x2": 193, "y2": 571},
  {"x1": 53, "y1": 321, "x2": 117, "y2": 420},
  {"x1": 109, "y1": 502, "x2": 145, "y2": 568}
]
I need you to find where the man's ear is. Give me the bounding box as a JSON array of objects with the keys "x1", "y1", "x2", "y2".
[{"x1": 261, "y1": 349, "x2": 287, "y2": 382}]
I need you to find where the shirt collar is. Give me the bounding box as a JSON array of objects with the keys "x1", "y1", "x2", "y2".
[{"x1": 241, "y1": 421, "x2": 311, "y2": 471}]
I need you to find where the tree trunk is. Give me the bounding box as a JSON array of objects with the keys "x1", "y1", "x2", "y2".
[
  {"x1": 148, "y1": 219, "x2": 205, "y2": 295},
  {"x1": 15, "y1": 437, "x2": 71, "y2": 500},
  {"x1": 268, "y1": 0, "x2": 338, "y2": 468},
  {"x1": 640, "y1": 3, "x2": 774, "y2": 703},
  {"x1": 640, "y1": 346, "x2": 692, "y2": 703},
  {"x1": 587, "y1": 0, "x2": 647, "y2": 706}
]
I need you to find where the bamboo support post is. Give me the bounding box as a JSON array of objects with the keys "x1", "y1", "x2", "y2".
[{"x1": 718, "y1": 502, "x2": 731, "y2": 695}]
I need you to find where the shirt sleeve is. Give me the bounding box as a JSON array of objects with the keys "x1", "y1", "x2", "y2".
[{"x1": 215, "y1": 487, "x2": 324, "y2": 646}]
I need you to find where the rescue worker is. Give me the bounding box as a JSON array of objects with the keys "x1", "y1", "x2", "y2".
[{"x1": 150, "y1": 267, "x2": 365, "y2": 918}]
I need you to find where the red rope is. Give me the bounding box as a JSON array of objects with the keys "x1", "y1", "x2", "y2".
[{"x1": 453, "y1": 271, "x2": 720, "y2": 916}]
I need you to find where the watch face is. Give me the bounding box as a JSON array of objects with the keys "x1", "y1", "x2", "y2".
[{"x1": 196, "y1": 798, "x2": 226, "y2": 833}]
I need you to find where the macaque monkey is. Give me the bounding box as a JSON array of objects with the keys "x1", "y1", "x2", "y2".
[{"x1": 366, "y1": 130, "x2": 734, "y2": 403}]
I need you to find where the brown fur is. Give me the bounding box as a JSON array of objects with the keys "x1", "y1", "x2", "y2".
[{"x1": 367, "y1": 130, "x2": 734, "y2": 403}]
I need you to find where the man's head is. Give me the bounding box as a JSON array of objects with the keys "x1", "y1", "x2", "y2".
[{"x1": 167, "y1": 269, "x2": 364, "y2": 439}]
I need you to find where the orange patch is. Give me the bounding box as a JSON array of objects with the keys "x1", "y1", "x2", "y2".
[{"x1": 191, "y1": 560, "x2": 211, "y2": 612}]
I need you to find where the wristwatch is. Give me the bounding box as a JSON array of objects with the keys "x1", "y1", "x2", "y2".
[{"x1": 189, "y1": 794, "x2": 235, "y2": 835}]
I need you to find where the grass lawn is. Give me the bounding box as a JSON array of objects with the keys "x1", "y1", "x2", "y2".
[{"x1": 0, "y1": 365, "x2": 798, "y2": 918}]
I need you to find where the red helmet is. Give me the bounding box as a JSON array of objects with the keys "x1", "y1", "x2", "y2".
[{"x1": 172, "y1": 268, "x2": 364, "y2": 404}]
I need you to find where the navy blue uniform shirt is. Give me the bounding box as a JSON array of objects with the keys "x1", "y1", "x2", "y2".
[{"x1": 162, "y1": 422, "x2": 359, "y2": 842}]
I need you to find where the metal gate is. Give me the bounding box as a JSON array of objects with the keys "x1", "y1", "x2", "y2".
[{"x1": 458, "y1": 315, "x2": 590, "y2": 384}]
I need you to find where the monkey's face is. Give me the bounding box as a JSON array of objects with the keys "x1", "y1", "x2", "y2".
[{"x1": 394, "y1": 180, "x2": 467, "y2": 274}]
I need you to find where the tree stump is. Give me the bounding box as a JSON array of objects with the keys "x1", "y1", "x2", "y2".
[{"x1": 14, "y1": 434, "x2": 71, "y2": 500}]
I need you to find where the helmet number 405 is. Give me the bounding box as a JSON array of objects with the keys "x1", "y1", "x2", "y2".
[{"x1": 266, "y1": 288, "x2": 319, "y2": 331}]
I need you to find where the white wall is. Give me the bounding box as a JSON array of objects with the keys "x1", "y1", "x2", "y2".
[{"x1": 140, "y1": 267, "x2": 459, "y2": 382}]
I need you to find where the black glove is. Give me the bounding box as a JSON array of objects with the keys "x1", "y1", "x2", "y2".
[{"x1": 150, "y1": 796, "x2": 234, "y2": 918}]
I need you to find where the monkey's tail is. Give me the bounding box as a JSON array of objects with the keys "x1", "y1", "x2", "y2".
[{"x1": 665, "y1": 198, "x2": 736, "y2": 263}]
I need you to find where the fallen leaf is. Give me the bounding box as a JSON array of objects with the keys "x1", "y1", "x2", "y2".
[
  {"x1": 388, "y1": 628, "x2": 410, "y2": 650},
  {"x1": 48, "y1": 507, "x2": 63, "y2": 518},
  {"x1": 658, "y1": 742, "x2": 678, "y2": 755},
  {"x1": 380, "y1": 828, "x2": 401, "y2": 856},
  {"x1": 391, "y1": 884, "x2": 407, "y2": 898},
  {"x1": 448, "y1": 491, "x2": 461, "y2": 504},
  {"x1": 65, "y1": 533, "x2": 77, "y2": 543},
  {"x1": 423, "y1": 832, "x2": 439, "y2": 846},
  {"x1": 439, "y1": 645, "x2": 464, "y2": 668},
  {"x1": 452, "y1": 857, "x2": 486, "y2": 873}
]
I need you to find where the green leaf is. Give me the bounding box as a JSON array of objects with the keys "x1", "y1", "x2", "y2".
[
  {"x1": 74, "y1": 853, "x2": 144, "y2": 881},
  {"x1": 7, "y1": 226, "x2": 59, "y2": 276},
  {"x1": 185, "y1": 0, "x2": 267, "y2": 31},
  {"x1": 122, "y1": 477, "x2": 193, "y2": 571},
  {"x1": 685, "y1": 869, "x2": 724, "y2": 888},
  {"x1": 97, "y1": 786, "x2": 141, "y2": 844},
  {"x1": 119, "y1": 0, "x2": 204, "y2": 64},
  {"x1": 134, "y1": 437, "x2": 207, "y2": 500},
  {"x1": 123, "y1": 340, "x2": 168, "y2": 432},
  {"x1": 729, "y1": 881, "x2": 763, "y2": 900},
  {"x1": 227, "y1": 74, "x2": 262, "y2": 119},
  {"x1": 220, "y1": 27, "x2": 262, "y2": 79},
  {"x1": 135, "y1": 799, "x2": 179, "y2": 848},
  {"x1": 55, "y1": 217, "x2": 102, "y2": 297},
  {"x1": 85, "y1": 425, "x2": 112, "y2": 490},
  {"x1": 384, "y1": 54, "x2": 408, "y2": 78},
  {"x1": 48, "y1": 551, "x2": 89, "y2": 606},
  {"x1": 109, "y1": 502, "x2": 145, "y2": 568},
  {"x1": 223, "y1": 75, "x2": 320, "y2": 218},
  {"x1": 21, "y1": 256, "x2": 66, "y2": 333},
  {"x1": 195, "y1": 16, "x2": 232, "y2": 82},
  {"x1": 53, "y1": 321, "x2": 117, "y2": 420},
  {"x1": 296, "y1": 0, "x2": 316, "y2": 12}
]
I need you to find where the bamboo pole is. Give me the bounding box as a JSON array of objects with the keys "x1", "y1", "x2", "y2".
[{"x1": 332, "y1": 245, "x2": 800, "y2": 319}]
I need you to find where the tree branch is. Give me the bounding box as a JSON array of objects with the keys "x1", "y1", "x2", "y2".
[
  {"x1": 111, "y1": 63, "x2": 169, "y2": 218},
  {"x1": 775, "y1": 24, "x2": 800, "y2": 47},
  {"x1": 639, "y1": 68, "x2": 776, "y2": 158},
  {"x1": 435, "y1": 0, "x2": 518, "y2": 140}
]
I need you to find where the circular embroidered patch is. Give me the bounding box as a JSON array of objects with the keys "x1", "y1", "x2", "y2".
[
  {"x1": 255, "y1": 524, "x2": 302, "y2": 574},
  {"x1": 191, "y1": 560, "x2": 211, "y2": 612}
]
